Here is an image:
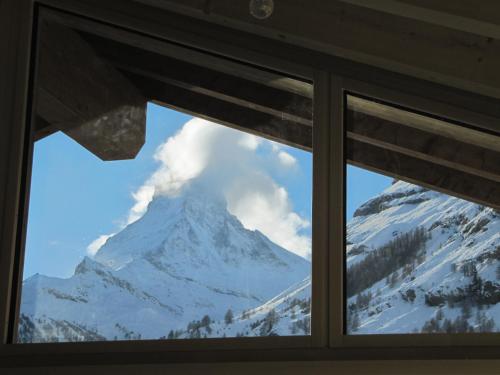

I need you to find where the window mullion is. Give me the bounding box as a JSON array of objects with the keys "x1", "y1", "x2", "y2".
[
  {"x1": 329, "y1": 74, "x2": 345, "y2": 347},
  {"x1": 310, "y1": 70, "x2": 331, "y2": 348}
]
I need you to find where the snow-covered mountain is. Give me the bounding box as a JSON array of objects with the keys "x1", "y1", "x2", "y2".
[
  {"x1": 171, "y1": 179, "x2": 500, "y2": 338},
  {"x1": 19, "y1": 183, "x2": 310, "y2": 342},
  {"x1": 346, "y1": 180, "x2": 500, "y2": 334},
  {"x1": 19, "y1": 178, "x2": 500, "y2": 342}
]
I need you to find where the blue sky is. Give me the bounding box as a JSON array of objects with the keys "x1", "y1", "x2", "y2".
[
  {"x1": 24, "y1": 104, "x2": 189, "y2": 278},
  {"x1": 23, "y1": 103, "x2": 390, "y2": 279},
  {"x1": 346, "y1": 166, "x2": 392, "y2": 218}
]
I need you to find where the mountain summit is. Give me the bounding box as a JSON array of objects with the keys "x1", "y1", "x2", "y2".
[{"x1": 19, "y1": 184, "x2": 310, "y2": 342}]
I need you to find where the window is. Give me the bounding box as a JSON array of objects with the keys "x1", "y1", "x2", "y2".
[
  {"x1": 16, "y1": 17, "x2": 315, "y2": 343},
  {"x1": 345, "y1": 94, "x2": 500, "y2": 335},
  {"x1": 2, "y1": 2, "x2": 500, "y2": 370}
]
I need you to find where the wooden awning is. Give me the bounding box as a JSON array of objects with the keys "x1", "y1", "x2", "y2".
[
  {"x1": 35, "y1": 20, "x2": 500, "y2": 209},
  {"x1": 346, "y1": 96, "x2": 500, "y2": 210}
]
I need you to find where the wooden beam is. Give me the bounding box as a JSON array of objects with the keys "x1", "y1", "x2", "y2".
[
  {"x1": 347, "y1": 139, "x2": 500, "y2": 210},
  {"x1": 137, "y1": 0, "x2": 500, "y2": 100},
  {"x1": 397, "y1": 0, "x2": 500, "y2": 29},
  {"x1": 348, "y1": 96, "x2": 500, "y2": 152},
  {"x1": 44, "y1": 10, "x2": 313, "y2": 99},
  {"x1": 81, "y1": 34, "x2": 312, "y2": 126},
  {"x1": 346, "y1": 110, "x2": 500, "y2": 184},
  {"x1": 124, "y1": 72, "x2": 312, "y2": 151},
  {"x1": 338, "y1": 0, "x2": 500, "y2": 40},
  {"x1": 36, "y1": 20, "x2": 147, "y2": 160}
]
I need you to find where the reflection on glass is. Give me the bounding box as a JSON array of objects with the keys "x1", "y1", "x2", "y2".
[{"x1": 18, "y1": 106, "x2": 313, "y2": 342}]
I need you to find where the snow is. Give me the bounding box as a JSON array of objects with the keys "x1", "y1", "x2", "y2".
[
  {"x1": 346, "y1": 181, "x2": 500, "y2": 334},
  {"x1": 19, "y1": 179, "x2": 500, "y2": 341},
  {"x1": 20, "y1": 181, "x2": 310, "y2": 341}
]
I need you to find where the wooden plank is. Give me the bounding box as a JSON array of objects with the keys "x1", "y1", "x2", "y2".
[
  {"x1": 37, "y1": 1, "x2": 500, "y2": 129},
  {"x1": 42, "y1": 9, "x2": 313, "y2": 99},
  {"x1": 124, "y1": 72, "x2": 312, "y2": 151},
  {"x1": 36, "y1": 20, "x2": 148, "y2": 160},
  {"x1": 338, "y1": 0, "x2": 500, "y2": 40},
  {"x1": 347, "y1": 95, "x2": 500, "y2": 152},
  {"x1": 81, "y1": 33, "x2": 312, "y2": 125},
  {"x1": 346, "y1": 110, "x2": 500, "y2": 184},
  {"x1": 397, "y1": 0, "x2": 500, "y2": 28},
  {"x1": 347, "y1": 139, "x2": 500, "y2": 210},
  {"x1": 138, "y1": 0, "x2": 500, "y2": 100}
]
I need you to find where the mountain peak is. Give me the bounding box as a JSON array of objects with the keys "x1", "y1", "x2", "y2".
[
  {"x1": 21, "y1": 182, "x2": 311, "y2": 341},
  {"x1": 353, "y1": 181, "x2": 430, "y2": 218},
  {"x1": 93, "y1": 181, "x2": 307, "y2": 275},
  {"x1": 74, "y1": 256, "x2": 109, "y2": 275}
]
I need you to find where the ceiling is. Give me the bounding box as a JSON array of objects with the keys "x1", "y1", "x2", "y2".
[{"x1": 133, "y1": 0, "x2": 500, "y2": 101}]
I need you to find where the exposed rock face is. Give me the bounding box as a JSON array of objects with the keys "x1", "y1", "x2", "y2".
[
  {"x1": 18, "y1": 314, "x2": 106, "y2": 343},
  {"x1": 353, "y1": 187, "x2": 429, "y2": 217}
]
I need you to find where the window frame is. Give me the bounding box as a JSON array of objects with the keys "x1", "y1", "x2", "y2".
[
  {"x1": 331, "y1": 77, "x2": 500, "y2": 348},
  {"x1": 1, "y1": 0, "x2": 500, "y2": 368},
  {"x1": 1, "y1": 1, "x2": 330, "y2": 358}
]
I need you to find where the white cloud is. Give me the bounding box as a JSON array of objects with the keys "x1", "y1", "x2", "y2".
[
  {"x1": 277, "y1": 150, "x2": 297, "y2": 167},
  {"x1": 238, "y1": 133, "x2": 261, "y2": 150},
  {"x1": 270, "y1": 141, "x2": 281, "y2": 152},
  {"x1": 88, "y1": 117, "x2": 311, "y2": 259},
  {"x1": 87, "y1": 234, "x2": 114, "y2": 256},
  {"x1": 225, "y1": 172, "x2": 311, "y2": 258},
  {"x1": 123, "y1": 118, "x2": 222, "y2": 225},
  {"x1": 127, "y1": 184, "x2": 155, "y2": 224},
  {"x1": 268, "y1": 141, "x2": 297, "y2": 168}
]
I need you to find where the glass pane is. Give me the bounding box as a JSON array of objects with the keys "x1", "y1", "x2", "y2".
[
  {"x1": 345, "y1": 95, "x2": 500, "y2": 334},
  {"x1": 17, "y1": 20, "x2": 313, "y2": 342}
]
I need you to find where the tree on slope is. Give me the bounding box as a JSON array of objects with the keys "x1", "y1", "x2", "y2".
[{"x1": 225, "y1": 309, "x2": 234, "y2": 325}]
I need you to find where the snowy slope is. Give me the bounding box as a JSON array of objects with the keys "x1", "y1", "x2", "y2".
[
  {"x1": 346, "y1": 181, "x2": 500, "y2": 334},
  {"x1": 19, "y1": 177, "x2": 500, "y2": 341},
  {"x1": 19, "y1": 183, "x2": 310, "y2": 342},
  {"x1": 170, "y1": 276, "x2": 311, "y2": 339},
  {"x1": 197, "y1": 178, "x2": 500, "y2": 338}
]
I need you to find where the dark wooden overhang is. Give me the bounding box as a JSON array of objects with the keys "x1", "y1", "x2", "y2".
[
  {"x1": 346, "y1": 95, "x2": 500, "y2": 211},
  {"x1": 35, "y1": 20, "x2": 500, "y2": 210},
  {"x1": 35, "y1": 20, "x2": 147, "y2": 161}
]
